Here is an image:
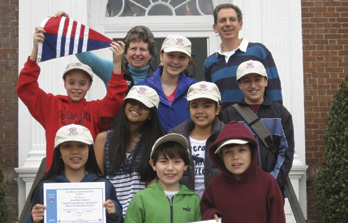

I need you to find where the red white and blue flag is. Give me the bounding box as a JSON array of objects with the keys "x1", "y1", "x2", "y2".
[{"x1": 37, "y1": 16, "x2": 112, "y2": 62}]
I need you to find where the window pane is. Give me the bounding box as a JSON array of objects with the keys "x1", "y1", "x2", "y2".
[{"x1": 106, "y1": 0, "x2": 214, "y2": 17}]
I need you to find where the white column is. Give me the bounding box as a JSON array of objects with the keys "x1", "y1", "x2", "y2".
[
  {"x1": 16, "y1": 0, "x2": 90, "y2": 215},
  {"x1": 285, "y1": 153, "x2": 308, "y2": 222}
]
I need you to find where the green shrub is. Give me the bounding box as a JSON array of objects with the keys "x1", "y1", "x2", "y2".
[
  {"x1": 0, "y1": 164, "x2": 8, "y2": 222},
  {"x1": 315, "y1": 76, "x2": 348, "y2": 222}
]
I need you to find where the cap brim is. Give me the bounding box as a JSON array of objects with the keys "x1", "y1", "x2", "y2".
[
  {"x1": 150, "y1": 133, "x2": 189, "y2": 158},
  {"x1": 63, "y1": 67, "x2": 94, "y2": 79},
  {"x1": 163, "y1": 48, "x2": 191, "y2": 57},
  {"x1": 237, "y1": 72, "x2": 267, "y2": 81},
  {"x1": 187, "y1": 94, "x2": 220, "y2": 103},
  {"x1": 214, "y1": 139, "x2": 249, "y2": 154},
  {"x1": 124, "y1": 96, "x2": 155, "y2": 108},
  {"x1": 54, "y1": 138, "x2": 93, "y2": 149}
]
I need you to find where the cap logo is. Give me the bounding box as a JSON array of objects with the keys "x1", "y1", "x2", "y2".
[
  {"x1": 67, "y1": 127, "x2": 78, "y2": 136},
  {"x1": 75, "y1": 63, "x2": 82, "y2": 67},
  {"x1": 198, "y1": 84, "x2": 209, "y2": 92},
  {"x1": 176, "y1": 38, "x2": 185, "y2": 46},
  {"x1": 246, "y1": 62, "x2": 255, "y2": 69},
  {"x1": 137, "y1": 87, "x2": 147, "y2": 95}
]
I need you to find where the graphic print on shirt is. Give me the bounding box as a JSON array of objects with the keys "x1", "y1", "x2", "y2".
[
  {"x1": 191, "y1": 144, "x2": 205, "y2": 175},
  {"x1": 190, "y1": 137, "x2": 207, "y2": 197},
  {"x1": 58, "y1": 109, "x2": 92, "y2": 123}
]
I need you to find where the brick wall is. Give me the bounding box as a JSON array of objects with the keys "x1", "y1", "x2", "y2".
[
  {"x1": 0, "y1": 0, "x2": 19, "y2": 222},
  {"x1": 301, "y1": 0, "x2": 347, "y2": 222}
]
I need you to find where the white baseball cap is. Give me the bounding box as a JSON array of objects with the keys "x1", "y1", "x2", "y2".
[
  {"x1": 54, "y1": 124, "x2": 93, "y2": 148},
  {"x1": 214, "y1": 139, "x2": 249, "y2": 154},
  {"x1": 161, "y1": 35, "x2": 191, "y2": 57},
  {"x1": 124, "y1": 85, "x2": 160, "y2": 109},
  {"x1": 150, "y1": 133, "x2": 189, "y2": 159},
  {"x1": 62, "y1": 62, "x2": 94, "y2": 80},
  {"x1": 237, "y1": 60, "x2": 268, "y2": 81},
  {"x1": 187, "y1": 81, "x2": 221, "y2": 103}
]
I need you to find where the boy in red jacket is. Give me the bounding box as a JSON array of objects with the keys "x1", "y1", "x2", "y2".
[
  {"x1": 201, "y1": 121, "x2": 285, "y2": 223},
  {"x1": 17, "y1": 27, "x2": 128, "y2": 169}
]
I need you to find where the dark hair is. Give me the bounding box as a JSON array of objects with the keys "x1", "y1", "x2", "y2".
[
  {"x1": 31, "y1": 144, "x2": 101, "y2": 201},
  {"x1": 151, "y1": 141, "x2": 190, "y2": 166},
  {"x1": 124, "y1": 25, "x2": 156, "y2": 60},
  {"x1": 213, "y1": 3, "x2": 243, "y2": 24},
  {"x1": 108, "y1": 102, "x2": 164, "y2": 183}
]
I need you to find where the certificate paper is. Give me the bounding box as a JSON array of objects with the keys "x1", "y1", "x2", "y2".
[{"x1": 44, "y1": 182, "x2": 106, "y2": 223}]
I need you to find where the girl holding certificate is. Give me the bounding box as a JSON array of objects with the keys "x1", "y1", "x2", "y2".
[{"x1": 26, "y1": 124, "x2": 123, "y2": 223}]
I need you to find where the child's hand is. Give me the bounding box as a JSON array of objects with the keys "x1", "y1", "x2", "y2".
[
  {"x1": 33, "y1": 27, "x2": 46, "y2": 46},
  {"x1": 55, "y1": 11, "x2": 69, "y2": 18},
  {"x1": 111, "y1": 41, "x2": 125, "y2": 74},
  {"x1": 213, "y1": 213, "x2": 222, "y2": 222},
  {"x1": 110, "y1": 41, "x2": 125, "y2": 63},
  {"x1": 104, "y1": 199, "x2": 116, "y2": 214},
  {"x1": 30, "y1": 27, "x2": 46, "y2": 61},
  {"x1": 31, "y1": 204, "x2": 46, "y2": 223}
]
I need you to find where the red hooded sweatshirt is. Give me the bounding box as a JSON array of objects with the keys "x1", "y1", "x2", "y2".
[{"x1": 201, "y1": 121, "x2": 285, "y2": 223}]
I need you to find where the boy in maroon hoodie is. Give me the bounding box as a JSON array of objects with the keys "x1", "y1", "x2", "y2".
[{"x1": 201, "y1": 121, "x2": 285, "y2": 223}]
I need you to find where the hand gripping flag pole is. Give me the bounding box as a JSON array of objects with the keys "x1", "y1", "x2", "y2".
[{"x1": 37, "y1": 16, "x2": 113, "y2": 62}]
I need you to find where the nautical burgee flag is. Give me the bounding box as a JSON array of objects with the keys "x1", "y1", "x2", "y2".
[{"x1": 37, "y1": 16, "x2": 113, "y2": 62}]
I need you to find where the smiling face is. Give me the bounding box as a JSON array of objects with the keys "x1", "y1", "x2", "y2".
[
  {"x1": 213, "y1": 8, "x2": 243, "y2": 42},
  {"x1": 150, "y1": 154, "x2": 188, "y2": 191},
  {"x1": 125, "y1": 99, "x2": 152, "y2": 127},
  {"x1": 160, "y1": 51, "x2": 189, "y2": 77},
  {"x1": 59, "y1": 141, "x2": 89, "y2": 174},
  {"x1": 221, "y1": 144, "x2": 251, "y2": 180},
  {"x1": 238, "y1": 73, "x2": 268, "y2": 105},
  {"x1": 189, "y1": 98, "x2": 221, "y2": 130},
  {"x1": 64, "y1": 70, "x2": 92, "y2": 102},
  {"x1": 125, "y1": 40, "x2": 152, "y2": 68}
]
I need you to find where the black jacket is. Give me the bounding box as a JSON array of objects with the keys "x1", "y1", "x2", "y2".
[{"x1": 169, "y1": 117, "x2": 224, "y2": 191}]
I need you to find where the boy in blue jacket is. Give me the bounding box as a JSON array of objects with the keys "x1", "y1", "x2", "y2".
[{"x1": 223, "y1": 60, "x2": 294, "y2": 195}]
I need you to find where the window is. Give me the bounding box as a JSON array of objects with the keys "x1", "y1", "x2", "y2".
[{"x1": 106, "y1": 0, "x2": 214, "y2": 17}]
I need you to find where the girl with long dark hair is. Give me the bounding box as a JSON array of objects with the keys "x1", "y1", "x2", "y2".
[{"x1": 94, "y1": 85, "x2": 164, "y2": 217}]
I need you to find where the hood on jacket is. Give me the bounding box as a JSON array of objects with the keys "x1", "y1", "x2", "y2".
[{"x1": 209, "y1": 121, "x2": 259, "y2": 183}]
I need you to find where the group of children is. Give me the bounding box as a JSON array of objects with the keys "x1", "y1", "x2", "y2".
[{"x1": 20, "y1": 15, "x2": 293, "y2": 223}]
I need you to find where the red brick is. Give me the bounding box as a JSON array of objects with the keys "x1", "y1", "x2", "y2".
[
  {"x1": 310, "y1": 18, "x2": 328, "y2": 23},
  {"x1": 0, "y1": 0, "x2": 19, "y2": 221},
  {"x1": 322, "y1": 1, "x2": 341, "y2": 7},
  {"x1": 302, "y1": 1, "x2": 315, "y2": 7},
  {"x1": 302, "y1": 1, "x2": 345, "y2": 221}
]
